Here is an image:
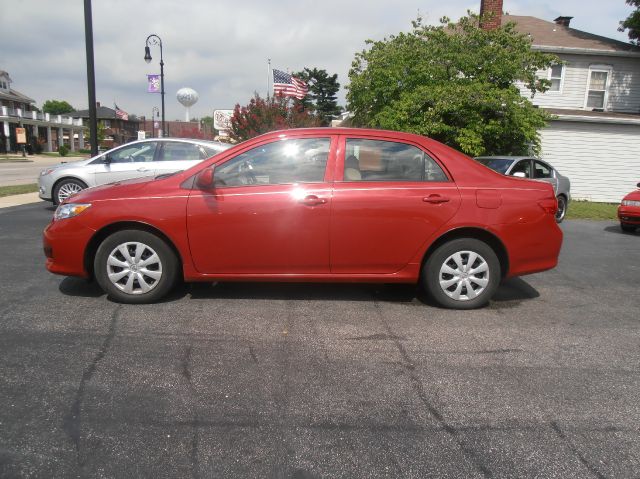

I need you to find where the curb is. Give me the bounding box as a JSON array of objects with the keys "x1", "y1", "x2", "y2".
[{"x1": 0, "y1": 192, "x2": 44, "y2": 209}]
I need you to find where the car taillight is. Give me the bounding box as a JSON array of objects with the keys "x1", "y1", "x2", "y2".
[{"x1": 538, "y1": 197, "x2": 558, "y2": 215}]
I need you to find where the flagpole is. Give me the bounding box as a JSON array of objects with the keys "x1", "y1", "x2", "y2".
[{"x1": 267, "y1": 58, "x2": 271, "y2": 99}]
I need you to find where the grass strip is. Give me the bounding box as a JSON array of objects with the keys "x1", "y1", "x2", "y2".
[
  {"x1": 566, "y1": 200, "x2": 619, "y2": 221},
  {"x1": 0, "y1": 183, "x2": 39, "y2": 197}
]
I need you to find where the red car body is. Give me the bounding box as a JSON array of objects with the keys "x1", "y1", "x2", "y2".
[
  {"x1": 618, "y1": 184, "x2": 640, "y2": 231},
  {"x1": 44, "y1": 128, "x2": 562, "y2": 304}
]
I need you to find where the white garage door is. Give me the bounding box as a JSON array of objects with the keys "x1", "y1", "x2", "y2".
[{"x1": 540, "y1": 120, "x2": 640, "y2": 203}]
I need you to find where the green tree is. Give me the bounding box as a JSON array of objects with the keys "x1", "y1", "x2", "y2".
[
  {"x1": 229, "y1": 93, "x2": 321, "y2": 142},
  {"x1": 294, "y1": 68, "x2": 343, "y2": 125},
  {"x1": 41, "y1": 100, "x2": 74, "y2": 115},
  {"x1": 84, "y1": 122, "x2": 106, "y2": 148},
  {"x1": 619, "y1": 0, "x2": 640, "y2": 44},
  {"x1": 346, "y1": 13, "x2": 558, "y2": 156}
]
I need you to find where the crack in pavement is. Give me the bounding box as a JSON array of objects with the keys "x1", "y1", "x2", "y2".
[
  {"x1": 180, "y1": 345, "x2": 201, "y2": 479},
  {"x1": 63, "y1": 305, "x2": 121, "y2": 470},
  {"x1": 372, "y1": 297, "x2": 494, "y2": 479},
  {"x1": 550, "y1": 421, "x2": 607, "y2": 479}
]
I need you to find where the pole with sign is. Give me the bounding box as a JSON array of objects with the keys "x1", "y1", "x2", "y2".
[{"x1": 16, "y1": 127, "x2": 27, "y2": 157}]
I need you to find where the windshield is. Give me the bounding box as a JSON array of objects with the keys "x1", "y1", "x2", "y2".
[{"x1": 475, "y1": 158, "x2": 514, "y2": 174}]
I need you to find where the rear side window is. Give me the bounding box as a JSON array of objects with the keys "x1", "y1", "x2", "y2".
[
  {"x1": 534, "y1": 161, "x2": 553, "y2": 179},
  {"x1": 343, "y1": 139, "x2": 447, "y2": 182},
  {"x1": 158, "y1": 142, "x2": 204, "y2": 162}
]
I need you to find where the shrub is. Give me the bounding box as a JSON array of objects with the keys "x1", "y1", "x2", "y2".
[{"x1": 58, "y1": 144, "x2": 69, "y2": 157}]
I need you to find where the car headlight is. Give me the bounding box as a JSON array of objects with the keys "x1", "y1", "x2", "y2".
[
  {"x1": 40, "y1": 168, "x2": 56, "y2": 176},
  {"x1": 621, "y1": 200, "x2": 640, "y2": 207},
  {"x1": 54, "y1": 203, "x2": 92, "y2": 221}
]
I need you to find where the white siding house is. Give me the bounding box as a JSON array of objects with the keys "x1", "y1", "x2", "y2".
[{"x1": 506, "y1": 15, "x2": 640, "y2": 202}]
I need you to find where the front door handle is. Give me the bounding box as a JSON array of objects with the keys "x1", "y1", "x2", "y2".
[
  {"x1": 137, "y1": 167, "x2": 149, "y2": 172},
  {"x1": 423, "y1": 194, "x2": 450, "y2": 204},
  {"x1": 300, "y1": 195, "x2": 327, "y2": 206}
]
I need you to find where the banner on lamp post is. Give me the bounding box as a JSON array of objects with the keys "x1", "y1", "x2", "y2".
[{"x1": 147, "y1": 74, "x2": 161, "y2": 93}]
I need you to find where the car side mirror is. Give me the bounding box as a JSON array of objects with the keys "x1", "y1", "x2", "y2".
[
  {"x1": 512, "y1": 171, "x2": 526, "y2": 178},
  {"x1": 637, "y1": 182, "x2": 640, "y2": 188},
  {"x1": 195, "y1": 168, "x2": 215, "y2": 189}
]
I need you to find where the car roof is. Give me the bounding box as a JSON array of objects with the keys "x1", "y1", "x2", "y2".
[{"x1": 474, "y1": 156, "x2": 536, "y2": 161}]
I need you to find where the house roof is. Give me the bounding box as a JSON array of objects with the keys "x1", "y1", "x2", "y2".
[
  {"x1": 504, "y1": 15, "x2": 640, "y2": 53},
  {"x1": 0, "y1": 88, "x2": 35, "y2": 104},
  {"x1": 70, "y1": 106, "x2": 118, "y2": 120}
]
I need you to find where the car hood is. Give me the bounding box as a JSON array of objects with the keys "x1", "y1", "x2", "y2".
[
  {"x1": 623, "y1": 189, "x2": 640, "y2": 201},
  {"x1": 46, "y1": 157, "x2": 95, "y2": 171},
  {"x1": 66, "y1": 175, "x2": 160, "y2": 203}
]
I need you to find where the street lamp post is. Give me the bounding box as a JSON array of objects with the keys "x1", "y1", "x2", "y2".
[
  {"x1": 151, "y1": 106, "x2": 159, "y2": 138},
  {"x1": 144, "y1": 34, "x2": 165, "y2": 138}
]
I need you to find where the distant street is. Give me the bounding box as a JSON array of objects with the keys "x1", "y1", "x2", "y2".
[{"x1": 0, "y1": 156, "x2": 75, "y2": 187}]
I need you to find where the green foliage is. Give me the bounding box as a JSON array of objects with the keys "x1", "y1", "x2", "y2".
[
  {"x1": 619, "y1": 0, "x2": 640, "y2": 44},
  {"x1": 346, "y1": 13, "x2": 558, "y2": 156},
  {"x1": 42, "y1": 100, "x2": 74, "y2": 115},
  {"x1": 84, "y1": 122, "x2": 106, "y2": 148},
  {"x1": 293, "y1": 68, "x2": 343, "y2": 125},
  {"x1": 200, "y1": 116, "x2": 214, "y2": 128},
  {"x1": 229, "y1": 93, "x2": 321, "y2": 142},
  {"x1": 58, "y1": 144, "x2": 69, "y2": 157}
]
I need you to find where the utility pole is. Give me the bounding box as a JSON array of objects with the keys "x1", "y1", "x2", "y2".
[{"x1": 84, "y1": 0, "x2": 98, "y2": 156}]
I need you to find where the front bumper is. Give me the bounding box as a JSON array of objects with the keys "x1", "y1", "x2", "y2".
[
  {"x1": 618, "y1": 205, "x2": 640, "y2": 225},
  {"x1": 38, "y1": 173, "x2": 54, "y2": 201},
  {"x1": 43, "y1": 217, "x2": 95, "y2": 277}
]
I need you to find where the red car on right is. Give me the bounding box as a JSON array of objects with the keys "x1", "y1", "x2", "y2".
[{"x1": 618, "y1": 182, "x2": 640, "y2": 233}]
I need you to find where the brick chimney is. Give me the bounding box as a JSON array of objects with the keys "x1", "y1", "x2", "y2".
[
  {"x1": 554, "y1": 16, "x2": 573, "y2": 27},
  {"x1": 96, "y1": 101, "x2": 101, "y2": 108},
  {"x1": 480, "y1": 0, "x2": 504, "y2": 30}
]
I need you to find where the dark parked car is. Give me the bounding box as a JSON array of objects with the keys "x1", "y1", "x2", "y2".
[{"x1": 475, "y1": 156, "x2": 571, "y2": 223}]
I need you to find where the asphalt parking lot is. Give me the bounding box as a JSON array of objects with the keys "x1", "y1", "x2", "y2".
[{"x1": 1, "y1": 203, "x2": 639, "y2": 478}]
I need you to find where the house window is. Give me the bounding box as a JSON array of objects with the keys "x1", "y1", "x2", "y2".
[
  {"x1": 585, "y1": 66, "x2": 611, "y2": 110},
  {"x1": 548, "y1": 64, "x2": 563, "y2": 92}
]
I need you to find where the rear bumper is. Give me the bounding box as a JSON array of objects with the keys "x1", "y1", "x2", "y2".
[
  {"x1": 618, "y1": 205, "x2": 640, "y2": 225},
  {"x1": 43, "y1": 218, "x2": 94, "y2": 278}
]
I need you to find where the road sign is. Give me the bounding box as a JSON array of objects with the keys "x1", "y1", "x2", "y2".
[{"x1": 16, "y1": 128, "x2": 27, "y2": 144}]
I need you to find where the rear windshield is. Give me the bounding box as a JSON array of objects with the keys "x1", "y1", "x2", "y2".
[{"x1": 475, "y1": 158, "x2": 514, "y2": 174}]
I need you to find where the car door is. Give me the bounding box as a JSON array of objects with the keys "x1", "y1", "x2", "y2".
[
  {"x1": 533, "y1": 160, "x2": 559, "y2": 194},
  {"x1": 330, "y1": 136, "x2": 461, "y2": 274},
  {"x1": 154, "y1": 141, "x2": 210, "y2": 177},
  {"x1": 93, "y1": 142, "x2": 158, "y2": 185},
  {"x1": 186, "y1": 136, "x2": 335, "y2": 274}
]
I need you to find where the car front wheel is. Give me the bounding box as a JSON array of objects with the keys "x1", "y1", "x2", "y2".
[
  {"x1": 422, "y1": 238, "x2": 501, "y2": 309},
  {"x1": 555, "y1": 195, "x2": 567, "y2": 223},
  {"x1": 53, "y1": 178, "x2": 87, "y2": 205},
  {"x1": 621, "y1": 223, "x2": 637, "y2": 233},
  {"x1": 94, "y1": 230, "x2": 179, "y2": 304}
]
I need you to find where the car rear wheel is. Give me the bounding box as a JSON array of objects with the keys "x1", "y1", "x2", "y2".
[
  {"x1": 422, "y1": 238, "x2": 501, "y2": 309},
  {"x1": 94, "y1": 230, "x2": 179, "y2": 304},
  {"x1": 555, "y1": 195, "x2": 567, "y2": 223},
  {"x1": 53, "y1": 178, "x2": 87, "y2": 205},
  {"x1": 621, "y1": 223, "x2": 637, "y2": 233}
]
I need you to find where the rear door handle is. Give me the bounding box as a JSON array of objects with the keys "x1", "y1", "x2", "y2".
[
  {"x1": 423, "y1": 194, "x2": 450, "y2": 204},
  {"x1": 300, "y1": 195, "x2": 327, "y2": 206},
  {"x1": 137, "y1": 167, "x2": 150, "y2": 172}
]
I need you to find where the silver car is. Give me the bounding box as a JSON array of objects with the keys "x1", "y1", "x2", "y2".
[
  {"x1": 475, "y1": 156, "x2": 571, "y2": 223},
  {"x1": 39, "y1": 138, "x2": 231, "y2": 205}
]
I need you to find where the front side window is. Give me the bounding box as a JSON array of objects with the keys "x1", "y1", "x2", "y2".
[
  {"x1": 548, "y1": 64, "x2": 563, "y2": 92},
  {"x1": 586, "y1": 67, "x2": 611, "y2": 109},
  {"x1": 510, "y1": 159, "x2": 531, "y2": 178},
  {"x1": 343, "y1": 139, "x2": 447, "y2": 182},
  {"x1": 107, "y1": 143, "x2": 157, "y2": 163},
  {"x1": 158, "y1": 142, "x2": 204, "y2": 162},
  {"x1": 215, "y1": 138, "x2": 330, "y2": 187},
  {"x1": 534, "y1": 161, "x2": 553, "y2": 179}
]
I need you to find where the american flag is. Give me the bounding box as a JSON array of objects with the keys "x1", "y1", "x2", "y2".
[
  {"x1": 114, "y1": 103, "x2": 129, "y2": 121},
  {"x1": 272, "y1": 69, "x2": 308, "y2": 99}
]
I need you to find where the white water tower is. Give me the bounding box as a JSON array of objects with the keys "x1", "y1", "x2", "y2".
[{"x1": 176, "y1": 87, "x2": 199, "y2": 122}]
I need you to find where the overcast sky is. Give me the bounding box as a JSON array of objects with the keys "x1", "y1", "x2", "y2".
[{"x1": 1, "y1": 0, "x2": 635, "y2": 120}]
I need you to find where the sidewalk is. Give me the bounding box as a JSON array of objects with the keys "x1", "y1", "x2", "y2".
[{"x1": 0, "y1": 192, "x2": 44, "y2": 209}]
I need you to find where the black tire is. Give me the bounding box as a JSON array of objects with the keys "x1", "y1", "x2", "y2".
[
  {"x1": 52, "y1": 178, "x2": 87, "y2": 205},
  {"x1": 555, "y1": 195, "x2": 567, "y2": 223},
  {"x1": 422, "y1": 238, "x2": 501, "y2": 309},
  {"x1": 94, "y1": 229, "x2": 179, "y2": 304},
  {"x1": 621, "y1": 223, "x2": 637, "y2": 233}
]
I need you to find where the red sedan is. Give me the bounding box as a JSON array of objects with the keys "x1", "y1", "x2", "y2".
[
  {"x1": 618, "y1": 182, "x2": 640, "y2": 233},
  {"x1": 43, "y1": 128, "x2": 562, "y2": 309}
]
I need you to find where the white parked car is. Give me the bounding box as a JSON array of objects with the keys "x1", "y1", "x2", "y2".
[{"x1": 39, "y1": 138, "x2": 231, "y2": 204}]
